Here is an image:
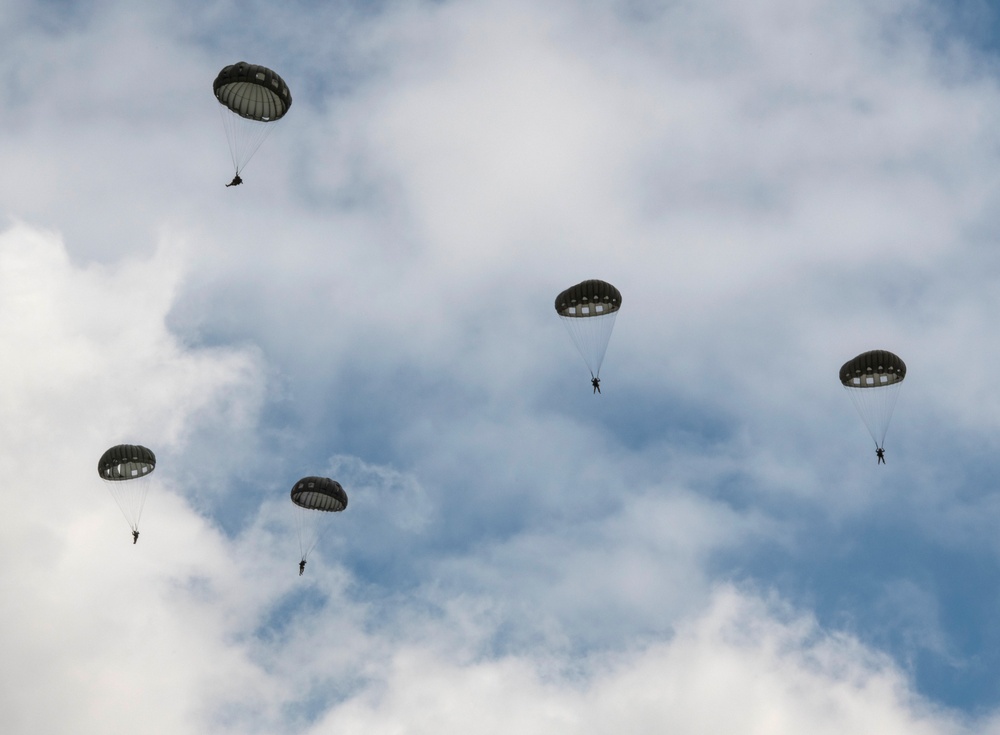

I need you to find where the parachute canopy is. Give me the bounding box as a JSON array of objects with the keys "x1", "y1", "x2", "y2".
[
  {"x1": 839, "y1": 350, "x2": 906, "y2": 388},
  {"x1": 97, "y1": 444, "x2": 156, "y2": 533},
  {"x1": 839, "y1": 350, "x2": 906, "y2": 449},
  {"x1": 214, "y1": 62, "x2": 292, "y2": 121},
  {"x1": 291, "y1": 476, "x2": 348, "y2": 512},
  {"x1": 98, "y1": 444, "x2": 156, "y2": 480},
  {"x1": 555, "y1": 279, "x2": 622, "y2": 381},
  {"x1": 213, "y1": 62, "x2": 292, "y2": 176},
  {"x1": 291, "y1": 476, "x2": 348, "y2": 563}
]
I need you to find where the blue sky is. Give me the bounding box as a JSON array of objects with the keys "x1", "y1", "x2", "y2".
[{"x1": 3, "y1": 0, "x2": 1000, "y2": 732}]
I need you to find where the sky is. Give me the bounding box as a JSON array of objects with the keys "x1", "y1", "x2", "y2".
[{"x1": 3, "y1": 0, "x2": 1000, "y2": 732}]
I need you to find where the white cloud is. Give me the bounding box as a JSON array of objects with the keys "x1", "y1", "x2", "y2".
[
  {"x1": 0, "y1": 221, "x2": 277, "y2": 734},
  {"x1": 2, "y1": 0, "x2": 1000, "y2": 730},
  {"x1": 0, "y1": 221, "x2": 261, "y2": 449},
  {"x1": 310, "y1": 586, "x2": 973, "y2": 735}
]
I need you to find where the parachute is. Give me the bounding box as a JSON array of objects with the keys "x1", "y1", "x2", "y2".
[
  {"x1": 555, "y1": 279, "x2": 622, "y2": 384},
  {"x1": 839, "y1": 350, "x2": 906, "y2": 451},
  {"x1": 213, "y1": 62, "x2": 292, "y2": 181},
  {"x1": 291, "y1": 476, "x2": 348, "y2": 569},
  {"x1": 97, "y1": 444, "x2": 155, "y2": 538}
]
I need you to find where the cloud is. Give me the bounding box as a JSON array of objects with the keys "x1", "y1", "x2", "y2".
[
  {"x1": 3, "y1": 0, "x2": 1000, "y2": 729},
  {"x1": 310, "y1": 585, "x2": 974, "y2": 735},
  {"x1": 0, "y1": 221, "x2": 275, "y2": 734}
]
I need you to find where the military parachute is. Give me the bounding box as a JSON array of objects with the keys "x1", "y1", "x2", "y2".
[
  {"x1": 213, "y1": 62, "x2": 292, "y2": 184},
  {"x1": 839, "y1": 350, "x2": 906, "y2": 457},
  {"x1": 291, "y1": 476, "x2": 348, "y2": 575},
  {"x1": 97, "y1": 444, "x2": 155, "y2": 543},
  {"x1": 555, "y1": 279, "x2": 621, "y2": 391}
]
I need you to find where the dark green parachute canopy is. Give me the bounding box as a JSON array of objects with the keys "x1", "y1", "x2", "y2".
[
  {"x1": 555, "y1": 279, "x2": 622, "y2": 382},
  {"x1": 213, "y1": 62, "x2": 292, "y2": 178},
  {"x1": 554, "y1": 279, "x2": 623, "y2": 318},
  {"x1": 839, "y1": 350, "x2": 906, "y2": 388},
  {"x1": 291, "y1": 476, "x2": 348, "y2": 565},
  {"x1": 97, "y1": 444, "x2": 156, "y2": 481},
  {"x1": 840, "y1": 349, "x2": 906, "y2": 451},
  {"x1": 291, "y1": 477, "x2": 348, "y2": 513},
  {"x1": 213, "y1": 62, "x2": 292, "y2": 121},
  {"x1": 97, "y1": 444, "x2": 156, "y2": 535}
]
